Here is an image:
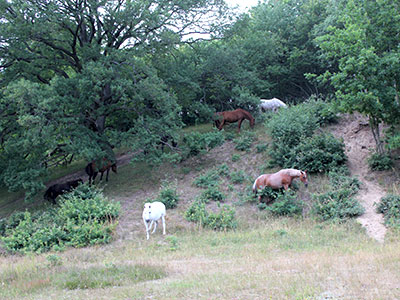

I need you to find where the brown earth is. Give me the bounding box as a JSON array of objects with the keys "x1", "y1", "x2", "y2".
[
  {"x1": 46, "y1": 114, "x2": 392, "y2": 243},
  {"x1": 329, "y1": 113, "x2": 387, "y2": 243}
]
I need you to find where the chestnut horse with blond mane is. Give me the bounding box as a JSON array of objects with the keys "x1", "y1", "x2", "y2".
[
  {"x1": 214, "y1": 108, "x2": 255, "y2": 133},
  {"x1": 252, "y1": 169, "x2": 308, "y2": 201}
]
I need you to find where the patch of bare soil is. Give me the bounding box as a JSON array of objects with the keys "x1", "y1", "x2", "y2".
[{"x1": 329, "y1": 113, "x2": 387, "y2": 243}]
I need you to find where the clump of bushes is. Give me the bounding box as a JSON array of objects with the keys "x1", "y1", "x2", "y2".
[
  {"x1": 258, "y1": 190, "x2": 303, "y2": 217},
  {"x1": 312, "y1": 172, "x2": 364, "y2": 221},
  {"x1": 368, "y1": 152, "x2": 393, "y2": 171},
  {"x1": 0, "y1": 185, "x2": 120, "y2": 253},
  {"x1": 185, "y1": 201, "x2": 237, "y2": 231},
  {"x1": 376, "y1": 193, "x2": 400, "y2": 228},
  {"x1": 267, "y1": 99, "x2": 345, "y2": 172},
  {"x1": 182, "y1": 130, "x2": 225, "y2": 157}
]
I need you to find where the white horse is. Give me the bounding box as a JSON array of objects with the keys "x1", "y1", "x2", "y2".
[
  {"x1": 142, "y1": 201, "x2": 166, "y2": 240},
  {"x1": 260, "y1": 98, "x2": 287, "y2": 112}
]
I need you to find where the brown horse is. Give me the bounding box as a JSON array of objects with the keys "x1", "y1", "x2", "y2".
[
  {"x1": 85, "y1": 158, "x2": 117, "y2": 185},
  {"x1": 252, "y1": 169, "x2": 308, "y2": 201},
  {"x1": 214, "y1": 108, "x2": 255, "y2": 133}
]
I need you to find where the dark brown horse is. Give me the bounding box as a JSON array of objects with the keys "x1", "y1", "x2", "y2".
[
  {"x1": 85, "y1": 158, "x2": 117, "y2": 185},
  {"x1": 252, "y1": 169, "x2": 308, "y2": 201},
  {"x1": 214, "y1": 108, "x2": 255, "y2": 133},
  {"x1": 44, "y1": 178, "x2": 83, "y2": 204}
]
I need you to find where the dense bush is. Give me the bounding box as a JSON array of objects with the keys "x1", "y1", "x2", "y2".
[
  {"x1": 258, "y1": 190, "x2": 302, "y2": 217},
  {"x1": 376, "y1": 194, "x2": 400, "y2": 228},
  {"x1": 312, "y1": 172, "x2": 364, "y2": 221},
  {"x1": 294, "y1": 133, "x2": 347, "y2": 173},
  {"x1": 184, "y1": 201, "x2": 237, "y2": 231},
  {"x1": 267, "y1": 100, "x2": 345, "y2": 172},
  {"x1": 193, "y1": 164, "x2": 229, "y2": 188},
  {"x1": 368, "y1": 152, "x2": 393, "y2": 171},
  {"x1": 182, "y1": 130, "x2": 225, "y2": 157},
  {"x1": 1, "y1": 185, "x2": 120, "y2": 253}
]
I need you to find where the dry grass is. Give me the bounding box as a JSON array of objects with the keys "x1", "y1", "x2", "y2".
[{"x1": 1, "y1": 217, "x2": 400, "y2": 300}]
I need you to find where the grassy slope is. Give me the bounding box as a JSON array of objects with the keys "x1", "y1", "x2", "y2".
[{"x1": 1, "y1": 119, "x2": 400, "y2": 300}]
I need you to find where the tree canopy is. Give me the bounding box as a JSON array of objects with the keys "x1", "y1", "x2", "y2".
[{"x1": 0, "y1": 0, "x2": 399, "y2": 200}]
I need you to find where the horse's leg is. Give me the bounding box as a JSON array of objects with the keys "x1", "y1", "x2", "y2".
[
  {"x1": 143, "y1": 219, "x2": 150, "y2": 240},
  {"x1": 92, "y1": 171, "x2": 98, "y2": 183},
  {"x1": 237, "y1": 119, "x2": 243, "y2": 133},
  {"x1": 152, "y1": 220, "x2": 158, "y2": 234},
  {"x1": 162, "y1": 215, "x2": 166, "y2": 235},
  {"x1": 105, "y1": 168, "x2": 110, "y2": 182},
  {"x1": 218, "y1": 120, "x2": 225, "y2": 131}
]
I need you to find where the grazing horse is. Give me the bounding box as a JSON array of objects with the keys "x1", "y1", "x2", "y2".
[
  {"x1": 85, "y1": 158, "x2": 117, "y2": 185},
  {"x1": 260, "y1": 98, "x2": 287, "y2": 113},
  {"x1": 142, "y1": 201, "x2": 166, "y2": 240},
  {"x1": 44, "y1": 178, "x2": 83, "y2": 204},
  {"x1": 214, "y1": 108, "x2": 255, "y2": 133},
  {"x1": 252, "y1": 169, "x2": 308, "y2": 201}
]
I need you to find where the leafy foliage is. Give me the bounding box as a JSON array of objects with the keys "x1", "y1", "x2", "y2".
[
  {"x1": 312, "y1": 172, "x2": 363, "y2": 221},
  {"x1": 152, "y1": 180, "x2": 180, "y2": 209},
  {"x1": 184, "y1": 201, "x2": 237, "y2": 231},
  {"x1": 258, "y1": 190, "x2": 303, "y2": 217},
  {"x1": 267, "y1": 100, "x2": 346, "y2": 172},
  {"x1": 376, "y1": 194, "x2": 400, "y2": 228},
  {"x1": 0, "y1": 186, "x2": 120, "y2": 253},
  {"x1": 182, "y1": 130, "x2": 225, "y2": 158},
  {"x1": 367, "y1": 152, "x2": 393, "y2": 171}
]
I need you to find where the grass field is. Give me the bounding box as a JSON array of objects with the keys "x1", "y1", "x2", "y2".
[{"x1": 1, "y1": 119, "x2": 400, "y2": 300}]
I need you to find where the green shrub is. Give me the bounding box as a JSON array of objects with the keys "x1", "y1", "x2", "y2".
[
  {"x1": 368, "y1": 152, "x2": 393, "y2": 171},
  {"x1": 376, "y1": 194, "x2": 400, "y2": 228},
  {"x1": 182, "y1": 130, "x2": 225, "y2": 157},
  {"x1": 294, "y1": 133, "x2": 347, "y2": 173},
  {"x1": 305, "y1": 97, "x2": 338, "y2": 126},
  {"x1": 154, "y1": 180, "x2": 180, "y2": 209},
  {"x1": 258, "y1": 190, "x2": 302, "y2": 216},
  {"x1": 229, "y1": 170, "x2": 247, "y2": 184},
  {"x1": 193, "y1": 170, "x2": 220, "y2": 188},
  {"x1": 199, "y1": 185, "x2": 226, "y2": 202},
  {"x1": 1, "y1": 185, "x2": 120, "y2": 253},
  {"x1": 256, "y1": 187, "x2": 282, "y2": 203},
  {"x1": 231, "y1": 153, "x2": 241, "y2": 162},
  {"x1": 233, "y1": 131, "x2": 256, "y2": 151},
  {"x1": 256, "y1": 143, "x2": 268, "y2": 153},
  {"x1": 185, "y1": 200, "x2": 208, "y2": 224},
  {"x1": 184, "y1": 201, "x2": 237, "y2": 231},
  {"x1": 312, "y1": 172, "x2": 363, "y2": 221},
  {"x1": 267, "y1": 101, "x2": 345, "y2": 172},
  {"x1": 206, "y1": 204, "x2": 237, "y2": 231}
]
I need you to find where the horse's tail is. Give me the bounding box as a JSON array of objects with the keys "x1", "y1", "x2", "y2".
[{"x1": 252, "y1": 178, "x2": 258, "y2": 195}]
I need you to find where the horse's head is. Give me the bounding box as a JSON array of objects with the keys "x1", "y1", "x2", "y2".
[
  {"x1": 299, "y1": 170, "x2": 308, "y2": 188},
  {"x1": 142, "y1": 203, "x2": 152, "y2": 222}
]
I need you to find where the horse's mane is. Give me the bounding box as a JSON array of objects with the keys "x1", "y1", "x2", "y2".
[
  {"x1": 237, "y1": 109, "x2": 255, "y2": 125},
  {"x1": 281, "y1": 169, "x2": 302, "y2": 177}
]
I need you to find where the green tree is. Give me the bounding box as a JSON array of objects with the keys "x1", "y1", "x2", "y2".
[
  {"x1": 316, "y1": 0, "x2": 400, "y2": 153},
  {"x1": 0, "y1": 0, "x2": 230, "y2": 199}
]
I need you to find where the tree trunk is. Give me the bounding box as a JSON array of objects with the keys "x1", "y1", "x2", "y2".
[{"x1": 369, "y1": 116, "x2": 384, "y2": 154}]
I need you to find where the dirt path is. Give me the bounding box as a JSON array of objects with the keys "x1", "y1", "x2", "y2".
[{"x1": 330, "y1": 113, "x2": 387, "y2": 243}]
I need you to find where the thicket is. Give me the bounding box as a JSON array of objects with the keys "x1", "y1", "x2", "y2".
[
  {"x1": 0, "y1": 185, "x2": 120, "y2": 253},
  {"x1": 267, "y1": 99, "x2": 345, "y2": 172},
  {"x1": 312, "y1": 172, "x2": 364, "y2": 221},
  {"x1": 258, "y1": 190, "x2": 303, "y2": 217},
  {"x1": 181, "y1": 130, "x2": 225, "y2": 158}
]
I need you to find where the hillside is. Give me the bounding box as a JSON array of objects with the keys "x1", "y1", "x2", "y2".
[{"x1": 1, "y1": 114, "x2": 400, "y2": 300}]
